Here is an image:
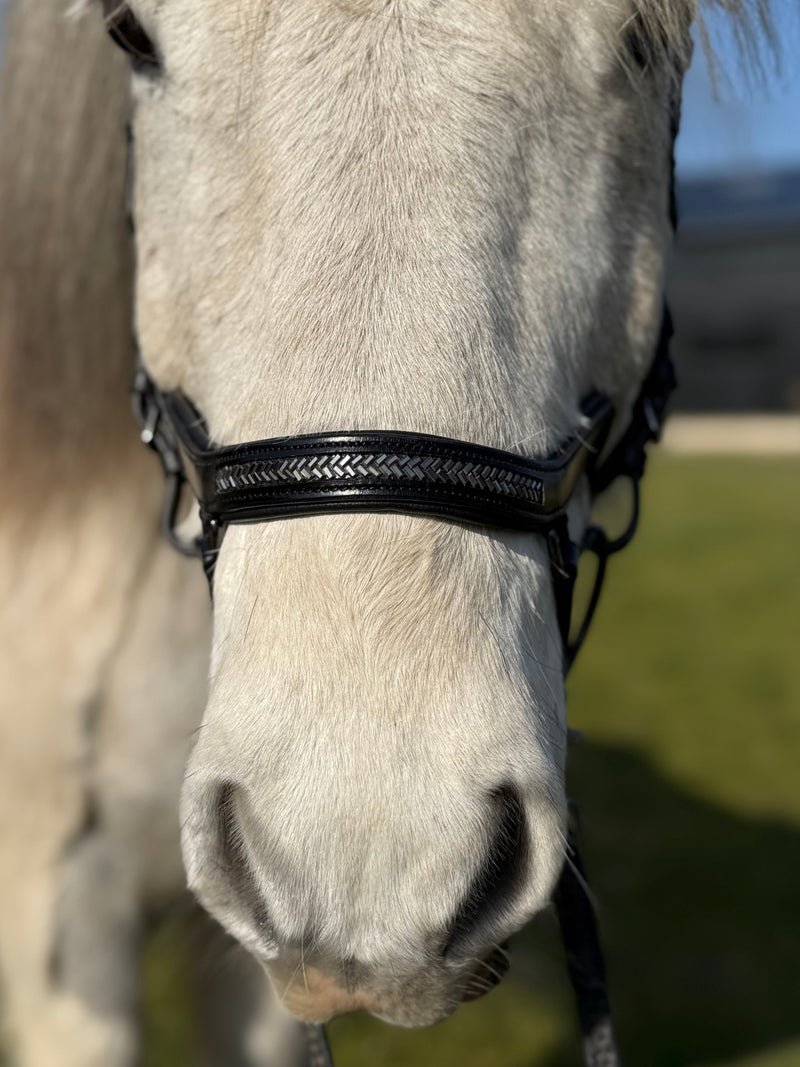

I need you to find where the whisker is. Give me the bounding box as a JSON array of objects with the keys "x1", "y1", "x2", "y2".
[
  {"x1": 555, "y1": 828, "x2": 599, "y2": 911},
  {"x1": 243, "y1": 593, "x2": 260, "y2": 644},
  {"x1": 475, "y1": 960, "x2": 506, "y2": 983}
]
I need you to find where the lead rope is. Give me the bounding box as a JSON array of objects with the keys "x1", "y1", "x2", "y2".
[
  {"x1": 303, "y1": 1024, "x2": 335, "y2": 1067},
  {"x1": 554, "y1": 816, "x2": 620, "y2": 1067},
  {"x1": 552, "y1": 303, "x2": 677, "y2": 1067}
]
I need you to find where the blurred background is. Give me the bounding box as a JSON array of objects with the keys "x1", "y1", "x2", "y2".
[
  {"x1": 1, "y1": 2, "x2": 797, "y2": 1066},
  {"x1": 671, "y1": 3, "x2": 800, "y2": 415}
]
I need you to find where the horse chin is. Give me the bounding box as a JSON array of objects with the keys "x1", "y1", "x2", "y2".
[
  {"x1": 265, "y1": 965, "x2": 462, "y2": 1030},
  {"x1": 260, "y1": 943, "x2": 512, "y2": 1030}
]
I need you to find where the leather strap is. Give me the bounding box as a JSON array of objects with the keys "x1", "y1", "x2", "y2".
[
  {"x1": 591, "y1": 307, "x2": 676, "y2": 495},
  {"x1": 132, "y1": 317, "x2": 674, "y2": 659},
  {"x1": 133, "y1": 372, "x2": 617, "y2": 643},
  {"x1": 152, "y1": 389, "x2": 614, "y2": 533},
  {"x1": 303, "y1": 1024, "x2": 335, "y2": 1067},
  {"x1": 554, "y1": 813, "x2": 621, "y2": 1067}
]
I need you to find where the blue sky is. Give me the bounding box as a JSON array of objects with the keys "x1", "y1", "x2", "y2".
[{"x1": 677, "y1": 2, "x2": 800, "y2": 179}]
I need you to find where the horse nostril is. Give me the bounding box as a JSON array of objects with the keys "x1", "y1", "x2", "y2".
[
  {"x1": 212, "y1": 783, "x2": 274, "y2": 941},
  {"x1": 216, "y1": 782, "x2": 242, "y2": 862},
  {"x1": 443, "y1": 786, "x2": 527, "y2": 958}
]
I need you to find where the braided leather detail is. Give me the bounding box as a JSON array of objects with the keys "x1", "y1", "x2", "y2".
[{"x1": 216, "y1": 452, "x2": 546, "y2": 505}]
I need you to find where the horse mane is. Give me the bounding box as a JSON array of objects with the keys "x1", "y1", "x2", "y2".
[
  {"x1": 0, "y1": 0, "x2": 134, "y2": 510},
  {"x1": 627, "y1": 0, "x2": 774, "y2": 74}
]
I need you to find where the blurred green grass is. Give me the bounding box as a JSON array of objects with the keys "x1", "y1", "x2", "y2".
[{"x1": 148, "y1": 454, "x2": 798, "y2": 1066}]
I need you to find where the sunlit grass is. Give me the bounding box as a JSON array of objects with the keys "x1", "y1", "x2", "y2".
[{"x1": 141, "y1": 455, "x2": 799, "y2": 1066}]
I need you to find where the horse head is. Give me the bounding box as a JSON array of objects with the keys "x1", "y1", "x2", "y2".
[{"x1": 99, "y1": 0, "x2": 691, "y2": 1027}]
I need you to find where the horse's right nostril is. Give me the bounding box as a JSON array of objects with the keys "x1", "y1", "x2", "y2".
[
  {"x1": 212, "y1": 783, "x2": 274, "y2": 941},
  {"x1": 443, "y1": 786, "x2": 528, "y2": 957},
  {"x1": 215, "y1": 782, "x2": 242, "y2": 863}
]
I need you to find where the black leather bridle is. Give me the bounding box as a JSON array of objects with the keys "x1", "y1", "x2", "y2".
[{"x1": 95, "y1": 0, "x2": 688, "y2": 1057}]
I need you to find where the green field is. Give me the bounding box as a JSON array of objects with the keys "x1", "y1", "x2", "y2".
[{"x1": 145, "y1": 455, "x2": 798, "y2": 1066}]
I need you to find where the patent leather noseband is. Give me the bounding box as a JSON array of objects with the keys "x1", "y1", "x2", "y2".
[{"x1": 133, "y1": 307, "x2": 675, "y2": 673}]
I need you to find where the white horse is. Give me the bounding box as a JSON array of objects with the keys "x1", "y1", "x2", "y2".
[{"x1": 0, "y1": 0, "x2": 769, "y2": 1064}]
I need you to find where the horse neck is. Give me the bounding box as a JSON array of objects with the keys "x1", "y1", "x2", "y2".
[{"x1": 0, "y1": 0, "x2": 136, "y2": 512}]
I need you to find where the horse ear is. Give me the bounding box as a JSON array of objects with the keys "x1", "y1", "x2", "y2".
[{"x1": 101, "y1": 1, "x2": 160, "y2": 69}]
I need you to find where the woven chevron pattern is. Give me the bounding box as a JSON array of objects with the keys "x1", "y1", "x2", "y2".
[{"x1": 215, "y1": 451, "x2": 545, "y2": 505}]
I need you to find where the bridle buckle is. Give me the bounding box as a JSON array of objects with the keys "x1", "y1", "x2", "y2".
[
  {"x1": 132, "y1": 365, "x2": 202, "y2": 559},
  {"x1": 139, "y1": 400, "x2": 160, "y2": 446}
]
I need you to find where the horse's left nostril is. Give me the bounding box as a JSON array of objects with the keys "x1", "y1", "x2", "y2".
[{"x1": 443, "y1": 786, "x2": 527, "y2": 958}]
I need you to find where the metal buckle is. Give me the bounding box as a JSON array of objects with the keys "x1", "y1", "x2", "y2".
[
  {"x1": 139, "y1": 400, "x2": 160, "y2": 446},
  {"x1": 132, "y1": 365, "x2": 183, "y2": 478},
  {"x1": 132, "y1": 365, "x2": 202, "y2": 559}
]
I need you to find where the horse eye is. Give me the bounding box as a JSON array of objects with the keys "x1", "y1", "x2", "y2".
[
  {"x1": 622, "y1": 13, "x2": 650, "y2": 72},
  {"x1": 102, "y1": 1, "x2": 160, "y2": 69}
]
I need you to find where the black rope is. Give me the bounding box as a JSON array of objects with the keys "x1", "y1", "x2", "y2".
[
  {"x1": 303, "y1": 1025, "x2": 335, "y2": 1067},
  {"x1": 553, "y1": 819, "x2": 621, "y2": 1067}
]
